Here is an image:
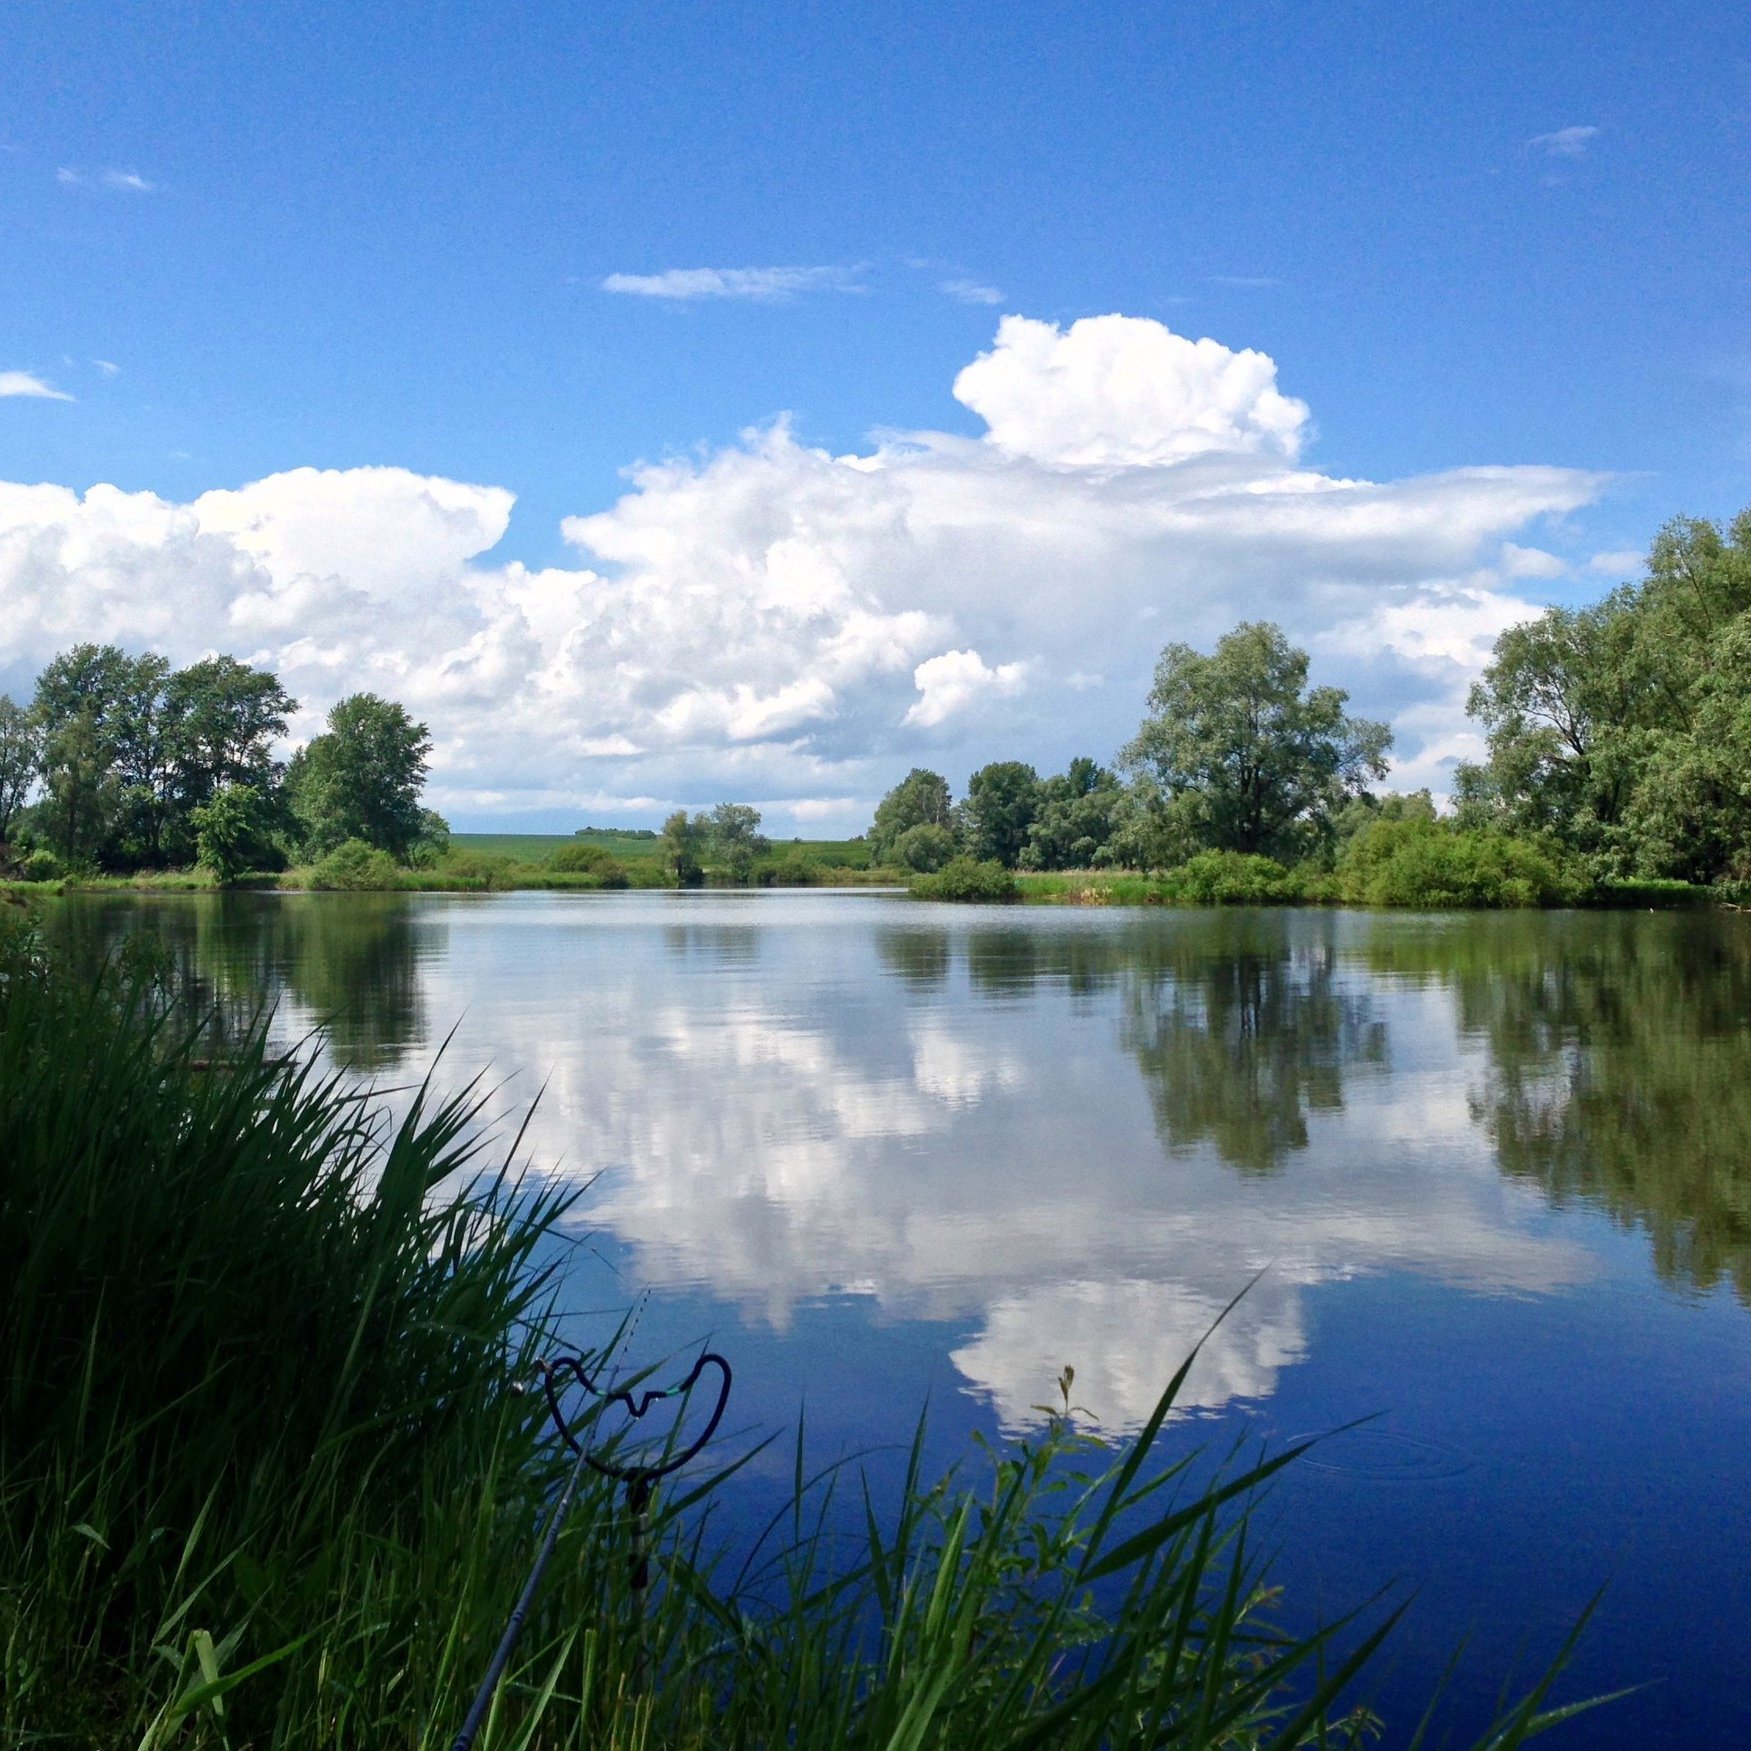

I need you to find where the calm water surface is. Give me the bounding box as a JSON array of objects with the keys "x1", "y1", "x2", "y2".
[{"x1": 54, "y1": 891, "x2": 1751, "y2": 1746}]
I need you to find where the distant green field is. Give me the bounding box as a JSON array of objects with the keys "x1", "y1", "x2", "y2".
[
  {"x1": 451, "y1": 831, "x2": 664, "y2": 863},
  {"x1": 450, "y1": 831, "x2": 871, "y2": 868}
]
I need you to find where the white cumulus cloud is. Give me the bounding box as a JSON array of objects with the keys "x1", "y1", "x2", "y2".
[
  {"x1": 953, "y1": 313, "x2": 1312, "y2": 466},
  {"x1": 905, "y1": 648, "x2": 1028, "y2": 727},
  {"x1": 0, "y1": 314, "x2": 1607, "y2": 824}
]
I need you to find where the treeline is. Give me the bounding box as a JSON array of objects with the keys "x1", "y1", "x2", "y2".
[
  {"x1": 877, "y1": 508, "x2": 1751, "y2": 906},
  {"x1": 869, "y1": 621, "x2": 1408, "y2": 885},
  {"x1": 0, "y1": 643, "x2": 444, "y2": 884}
]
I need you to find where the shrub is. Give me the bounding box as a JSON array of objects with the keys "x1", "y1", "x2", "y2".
[
  {"x1": 756, "y1": 851, "x2": 818, "y2": 886},
  {"x1": 548, "y1": 842, "x2": 628, "y2": 882},
  {"x1": 428, "y1": 849, "x2": 518, "y2": 889},
  {"x1": 18, "y1": 848, "x2": 60, "y2": 883},
  {"x1": 308, "y1": 838, "x2": 404, "y2": 890},
  {"x1": 909, "y1": 856, "x2": 1019, "y2": 902},
  {"x1": 1338, "y1": 818, "x2": 1581, "y2": 908},
  {"x1": 1158, "y1": 850, "x2": 1301, "y2": 905}
]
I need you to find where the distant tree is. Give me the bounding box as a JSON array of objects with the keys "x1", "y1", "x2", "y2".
[
  {"x1": 192, "y1": 783, "x2": 273, "y2": 887},
  {"x1": 1021, "y1": 757, "x2": 1123, "y2": 870},
  {"x1": 288, "y1": 694, "x2": 433, "y2": 860},
  {"x1": 662, "y1": 809, "x2": 705, "y2": 886},
  {"x1": 0, "y1": 694, "x2": 40, "y2": 846},
  {"x1": 1122, "y1": 623, "x2": 1390, "y2": 861},
  {"x1": 703, "y1": 802, "x2": 769, "y2": 883},
  {"x1": 959, "y1": 762, "x2": 1041, "y2": 868},
  {"x1": 868, "y1": 769, "x2": 954, "y2": 864}
]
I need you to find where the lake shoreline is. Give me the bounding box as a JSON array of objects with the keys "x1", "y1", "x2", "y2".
[{"x1": 2, "y1": 865, "x2": 1726, "y2": 910}]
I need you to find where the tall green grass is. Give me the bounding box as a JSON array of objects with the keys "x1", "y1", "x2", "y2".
[{"x1": 0, "y1": 911, "x2": 1604, "y2": 1746}]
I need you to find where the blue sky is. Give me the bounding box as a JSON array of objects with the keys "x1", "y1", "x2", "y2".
[{"x1": 2, "y1": 0, "x2": 1747, "y2": 829}]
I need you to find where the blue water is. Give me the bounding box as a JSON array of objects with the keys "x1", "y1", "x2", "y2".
[{"x1": 63, "y1": 890, "x2": 1751, "y2": 1745}]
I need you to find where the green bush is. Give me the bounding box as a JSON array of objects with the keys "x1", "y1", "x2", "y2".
[
  {"x1": 19, "y1": 848, "x2": 60, "y2": 883},
  {"x1": 548, "y1": 842, "x2": 630, "y2": 885},
  {"x1": 308, "y1": 838, "x2": 404, "y2": 890},
  {"x1": 756, "y1": 851, "x2": 819, "y2": 886},
  {"x1": 1338, "y1": 818, "x2": 1581, "y2": 908},
  {"x1": 1157, "y1": 850, "x2": 1302, "y2": 905},
  {"x1": 909, "y1": 856, "x2": 1019, "y2": 902},
  {"x1": 429, "y1": 849, "x2": 517, "y2": 889}
]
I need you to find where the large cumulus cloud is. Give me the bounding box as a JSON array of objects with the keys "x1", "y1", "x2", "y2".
[{"x1": 0, "y1": 314, "x2": 1605, "y2": 825}]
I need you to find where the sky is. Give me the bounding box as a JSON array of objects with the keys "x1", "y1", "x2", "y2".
[{"x1": 2, "y1": 0, "x2": 1747, "y2": 833}]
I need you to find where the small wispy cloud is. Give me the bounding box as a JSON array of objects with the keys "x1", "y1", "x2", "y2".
[
  {"x1": 1208, "y1": 274, "x2": 1281, "y2": 288},
  {"x1": 1589, "y1": 548, "x2": 1642, "y2": 576},
  {"x1": 93, "y1": 359, "x2": 120, "y2": 376},
  {"x1": 1528, "y1": 125, "x2": 1599, "y2": 159},
  {"x1": 940, "y1": 278, "x2": 1004, "y2": 306},
  {"x1": 0, "y1": 371, "x2": 75, "y2": 401},
  {"x1": 56, "y1": 166, "x2": 158, "y2": 192},
  {"x1": 600, "y1": 265, "x2": 861, "y2": 302}
]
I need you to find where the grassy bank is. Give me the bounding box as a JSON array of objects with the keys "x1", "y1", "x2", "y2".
[{"x1": 0, "y1": 912, "x2": 1600, "y2": 1747}]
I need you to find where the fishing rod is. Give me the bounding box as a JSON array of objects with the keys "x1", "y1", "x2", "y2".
[{"x1": 449, "y1": 1349, "x2": 732, "y2": 1751}]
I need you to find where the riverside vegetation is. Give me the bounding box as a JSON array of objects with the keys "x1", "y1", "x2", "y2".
[
  {"x1": 3, "y1": 507, "x2": 1745, "y2": 909},
  {"x1": 0, "y1": 909, "x2": 1607, "y2": 1748}
]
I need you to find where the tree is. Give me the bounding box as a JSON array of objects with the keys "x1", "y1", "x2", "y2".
[
  {"x1": 868, "y1": 769, "x2": 954, "y2": 864},
  {"x1": 662, "y1": 809, "x2": 705, "y2": 886},
  {"x1": 703, "y1": 802, "x2": 769, "y2": 883},
  {"x1": 959, "y1": 762, "x2": 1040, "y2": 868},
  {"x1": 192, "y1": 783, "x2": 273, "y2": 887},
  {"x1": 1460, "y1": 508, "x2": 1751, "y2": 883},
  {"x1": 0, "y1": 694, "x2": 40, "y2": 846},
  {"x1": 1022, "y1": 757, "x2": 1123, "y2": 870},
  {"x1": 165, "y1": 657, "x2": 297, "y2": 857},
  {"x1": 289, "y1": 694, "x2": 433, "y2": 860},
  {"x1": 893, "y1": 822, "x2": 958, "y2": 872},
  {"x1": 32, "y1": 644, "x2": 138, "y2": 866},
  {"x1": 1122, "y1": 623, "x2": 1390, "y2": 861}
]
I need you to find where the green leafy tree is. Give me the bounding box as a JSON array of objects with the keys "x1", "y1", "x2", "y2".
[
  {"x1": 959, "y1": 761, "x2": 1040, "y2": 868},
  {"x1": 288, "y1": 694, "x2": 434, "y2": 861},
  {"x1": 868, "y1": 769, "x2": 954, "y2": 864},
  {"x1": 1122, "y1": 622, "x2": 1390, "y2": 861},
  {"x1": 0, "y1": 695, "x2": 40, "y2": 846},
  {"x1": 1021, "y1": 757, "x2": 1123, "y2": 870},
  {"x1": 662, "y1": 808, "x2": 705, "y2": 886},
  {"x1": 893, "y1": 821, "x2": 958, "y2": 872},
  {"x1": 192, "y1": 783, "x2": 273, "y2": 887},
  {"x1": 703, "y1": 802, "x2": 770, "y2": 883},
  {"x1": 32, "y1": 644, "x2": 140, "y2": 866},
  {"x1": 164, "y1": 657, "x2": 297, "y2": 859},
  {"x1": 1461, "y1": 508, "x2": 1751, "y2": 883}
]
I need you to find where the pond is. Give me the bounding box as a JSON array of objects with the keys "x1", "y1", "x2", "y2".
[{"x1": 48, "y1": 890, "x2": 1751, "y2": 1747}]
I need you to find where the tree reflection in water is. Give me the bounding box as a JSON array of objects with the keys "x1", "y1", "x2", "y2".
[
  {"x1": 42, "y1": 892, "x2": 433, "y2": 1072},
  {"x1": 1372, "y1": 912, "x2": 1751, "y2": 1303},
  {"x1": 1119, "y1": 914, "x2": 1387, "y2": 1175}
]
